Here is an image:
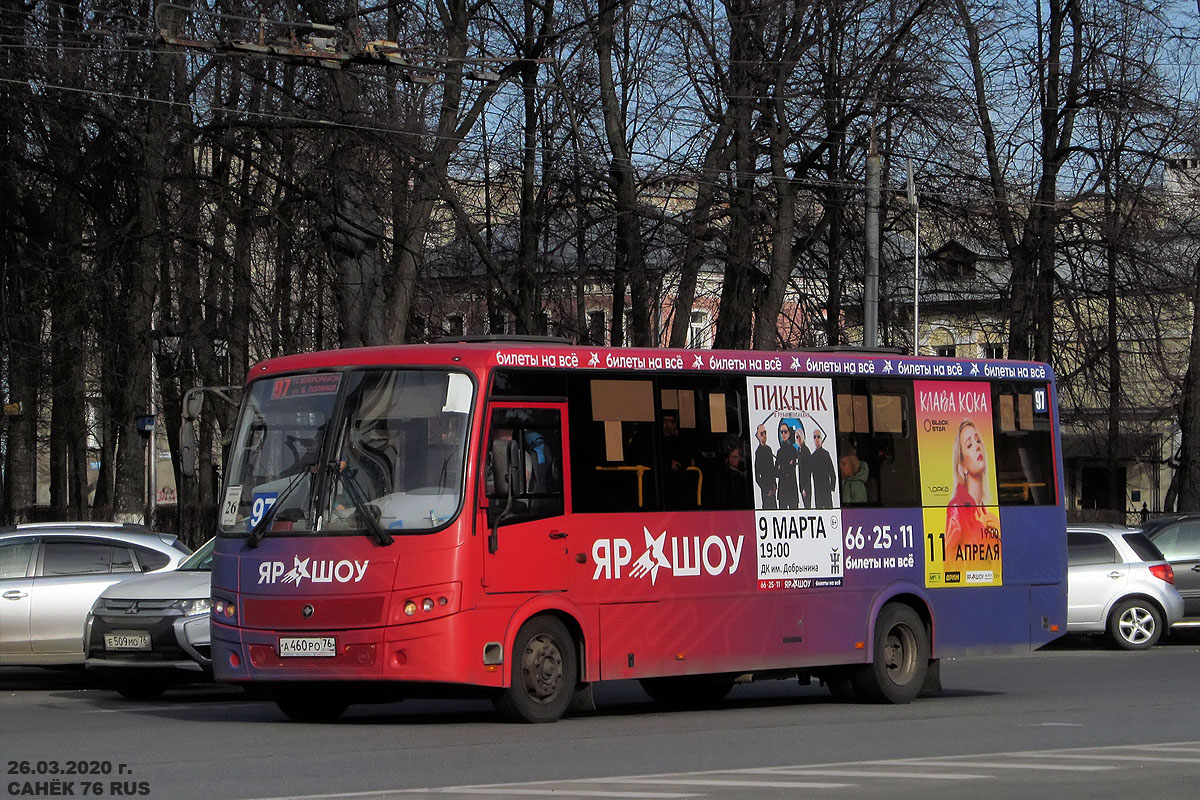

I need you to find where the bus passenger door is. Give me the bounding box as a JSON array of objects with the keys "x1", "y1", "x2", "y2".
[{"x1": 481, "y1": 404, "x2": 570, "y2": 593}]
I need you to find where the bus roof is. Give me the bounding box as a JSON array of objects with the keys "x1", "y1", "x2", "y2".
[{"x1": 246, "y1": 340, "x2": 1055, "y2": 385}]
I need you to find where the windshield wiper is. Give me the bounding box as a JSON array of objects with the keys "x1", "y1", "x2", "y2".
[
  {"x1": 246, "y1": 466, "x2": 314, "y2": 549},
  {"x1": 332, "y1": 461, "x2": 394, "y2": 547}
]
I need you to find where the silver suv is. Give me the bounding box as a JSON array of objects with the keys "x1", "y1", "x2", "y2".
[
  {"x1": 1, "y1": 523, "x2": 191, "y2": 665},
  {"x1": 86, "y1": 539, "x2": 214, "y2": 700},
  {"x1": 1066, "y1": 524, "x2": 1183, "y2": 649}
]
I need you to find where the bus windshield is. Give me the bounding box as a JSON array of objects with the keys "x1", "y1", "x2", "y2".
[{"x1": 220, "y1": 369, "x2": 474, "y2": 536}]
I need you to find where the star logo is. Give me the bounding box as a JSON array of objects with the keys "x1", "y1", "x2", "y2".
[
  {"x1": 588, "y1": 352, "x2": 600, "y2": 367},
  {"x1": 883, "y1": 360, "x2": 893, "y2": 373},
  {"x1": 790, "y1": 357, "x2": 801, "y2": 370},
  {"x1": 281, "y1": 555, "x2": 311, "y2": 586},
  {"x1": 692, "y1": 355, "x2": 704, "y2": 369},
  {"x1": 629, "y1": 527, "x2": 671, "y2": 585},
  {"x1": 970, "y1": 362, "x2": 980, "y2": 376}
]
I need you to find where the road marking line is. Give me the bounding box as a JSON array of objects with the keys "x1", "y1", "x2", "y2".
[
  {"x1": 879, "y1": 761, "x2": 1114, "y2": 771},
  {"x1": 742, "y1": 768, "x2": 987, "y2": 780},
  {"x1": 1022, "y1": 753, "x2": 1200, "y2": 764},
  {"x1": 433, "y1": 791, "x2": 701, "y2": 798},
  {"x1": 590, "y1": 777, "x2": 850, "y2": 789},
  {"x1": 1121, "y1": 745, "x2": 1200, "y2": 754},
  {"x1": 254, "y1": 788, "x2": 701, "y2": 799}
]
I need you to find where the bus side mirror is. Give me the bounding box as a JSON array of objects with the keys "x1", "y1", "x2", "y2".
[
  {"x1": 180, "y1": 420, "x2": 196, "y2": 478},
  {"x1": 184, "y1": 390, "x2": 205, "y2": 420}
]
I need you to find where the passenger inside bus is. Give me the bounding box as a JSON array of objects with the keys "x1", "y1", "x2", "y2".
[
  {"x1": 839, "y1": 442, "x2": 870, "y2": 505},
  {"x1": 661, "y1": 412, "x2": 700, "y2": 509},
  {"x1": 713, "y1": 440, "x2": 750, "y2": 510}
]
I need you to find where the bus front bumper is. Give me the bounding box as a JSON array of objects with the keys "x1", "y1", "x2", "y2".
[{"x1": 211, "y1": 613, "x2": 505, "y2": 688}]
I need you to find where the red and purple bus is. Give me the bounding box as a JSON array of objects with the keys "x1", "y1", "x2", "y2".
[{"x1": 210, "y1": 339, "x2": 1066, "y2": 722}]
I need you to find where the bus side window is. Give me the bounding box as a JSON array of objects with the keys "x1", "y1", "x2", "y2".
[
  {"x1": 834, "y1": 380, "x2": 919, "y2": 508},
  {"x1": 991, "y1": 383, "x2": 1055, "y2": 505},
  {"x1": 569, "y1": 376, "x2": 659, "y2": 512}
]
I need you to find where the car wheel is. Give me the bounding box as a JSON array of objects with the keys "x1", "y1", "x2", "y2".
[
  {"x1": 1107, "y1": 598, "x2": 1162, "y2": 650},
  {"x1": 850, "y1": 603, "x2": 929, "y2": 704},
  {"x1": 115, "y1": 682, "x2": 165, "y2": 701},
  {"x1": 493, "y1": 616, "x2": 577, "y2": 723}
]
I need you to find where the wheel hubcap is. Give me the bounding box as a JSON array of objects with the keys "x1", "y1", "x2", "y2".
[
  {"x1": 521, "y1": 634, "x2": 564, "y2": 704},
  {"x1": 883, "y1": 624, "x2": 918, "y2": 686},
  {"x1": 1119, "y1": 607, "x2": 1155, "y2": 644}
]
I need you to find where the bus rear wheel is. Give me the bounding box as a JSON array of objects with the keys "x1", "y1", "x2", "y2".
[
  {"x1": 494, "y1": 616, "x2": 577, "y2": 723},
  {"x1": 851, "y1": 603, "x2": 929, "y2": 704},
  {"x1": 639, "y1": 674, "x2": 735, "y2": 708}
]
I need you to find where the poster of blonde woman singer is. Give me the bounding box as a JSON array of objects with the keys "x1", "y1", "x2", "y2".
[{"x1": 915, "y1": 381, "x2": 1002, "y2": 587}]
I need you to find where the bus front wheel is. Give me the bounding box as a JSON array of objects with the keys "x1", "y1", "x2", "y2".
[
  {"x1": 494, "y1": 616, "x2": 578, "y2": 723},
  {"x1": 851, "y1": 604, "x2": 929, "y2": 704}
]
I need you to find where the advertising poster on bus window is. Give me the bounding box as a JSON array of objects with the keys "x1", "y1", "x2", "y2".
[
  {"x1": 914, "y1": 380, "x2": 1003, "y2": 588},
  {"x1": 746, "y1": 376, "x2": 843, "y2": 590}
]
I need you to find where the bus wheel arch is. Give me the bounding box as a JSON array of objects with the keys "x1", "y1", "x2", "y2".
[
  {"x1": 494, "y1": 612, "x2": 580, "y2": 723},
  {"x1": 852, "y1": 599, "x2": 931, "y2": 704}
]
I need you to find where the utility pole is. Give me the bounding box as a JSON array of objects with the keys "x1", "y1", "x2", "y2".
[
  {"x1": 864, "y1": 130, "x2": 881, "y2": 349},
  {"x1": 907, "y1": 159, "x2": 920, "y2": 356}
]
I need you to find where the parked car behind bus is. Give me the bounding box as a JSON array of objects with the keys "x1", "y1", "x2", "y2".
[
  {"x1": 0, "y1": 523, "x2": 190, "y2": 665},
  {"x1": 1066, "y1": 524, "x2": 1182, "y2": 649},
  {"x1": 86, "y1": 538, "x2": 215, "y2": 700},
  {"x1": 1139, "y1": 513, "x2": 1200, "y2": 631}
]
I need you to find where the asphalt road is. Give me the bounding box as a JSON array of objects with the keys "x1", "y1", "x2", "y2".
[{"x1": 3, "y1": 634, "x2": 1198, "y2": 800}]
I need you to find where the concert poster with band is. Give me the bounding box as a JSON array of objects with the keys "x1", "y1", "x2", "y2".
[{"x1": 746, "y1": 376, "x2": 843, "y2": 590}]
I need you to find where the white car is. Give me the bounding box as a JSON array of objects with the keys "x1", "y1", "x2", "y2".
[
  {"x1": 85, "y1": 539, "x2": 214, "y2": 700},
  {"x1": 1066, "y1": 524, "x2": 1184, "y2": 649},
  {"x1": 1, "y1": 523, "x2": 191, "y2": 665}
]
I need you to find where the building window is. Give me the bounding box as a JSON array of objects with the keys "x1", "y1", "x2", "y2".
[
  {"x1": 983, "y1": 343, "x2": 1003, "y2": 360},
  {"x1": 445, "y1": 313, "x2": 464, "y2": 337},
  {"x1": 688, "y1": 311, "x2": 710, "y2": 349},
  {"x1": 935, "y1": 345, "x2": 957, "y2": 358}
]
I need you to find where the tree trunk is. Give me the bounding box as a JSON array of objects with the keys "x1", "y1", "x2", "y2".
[
  {"x1": 1178, "y1": 253, "x2": 1200, "y2": 510},
  {"x1": 596, "y1": 0, "x2": 650, "y2": 347}
]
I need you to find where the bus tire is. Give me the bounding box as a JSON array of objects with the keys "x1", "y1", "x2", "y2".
[
  {"x1": 275, "y1": 691, "x2": 349, "y2": 723},
  {"x1": 494, "y1": 616, "x2": 577, "y2": 723},
  {"x1": 639, "y1": 674, "x2": 735, "y2": 708},
  {"x1": 851, "y1": 603, "x2": 929, "y2": 704},
  {"x1": 1106, "y1": 598, "x2": 1162, "y2": 650}
]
